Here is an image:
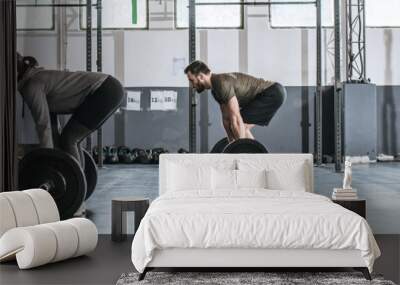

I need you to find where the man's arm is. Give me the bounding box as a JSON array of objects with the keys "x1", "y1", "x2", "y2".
[
  {"x1": 221, "y1": 107, "x2": 235, "y2": 142},
  {"x1": 21, "y1": 83, "x2": 54, "y2": 148},
  {"x1": 220, "y1": 96, "x2": 245, "y2": 141}
]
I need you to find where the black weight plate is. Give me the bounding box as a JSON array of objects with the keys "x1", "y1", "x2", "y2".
[
  {"x1": 83, "y1": 149, "x2": 98, "y2": 200},
  {"x1": 210, "y1": 137, "x2": 229, "y2": 153},
  {"x1": 18, "y1": 148, "x2": 87, "y2": 219},
  {"x1": 223, "y1": 139, "x2": 268, "y2": 153}
]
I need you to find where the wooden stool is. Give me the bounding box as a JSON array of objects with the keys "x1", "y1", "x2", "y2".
[{"x1": 111, "y1": 197, "x2": 149, "y2": 242}]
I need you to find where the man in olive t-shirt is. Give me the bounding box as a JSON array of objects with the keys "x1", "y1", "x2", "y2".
[{"x1": 185, "y1": 60, "x2": 286, "y2": 142}]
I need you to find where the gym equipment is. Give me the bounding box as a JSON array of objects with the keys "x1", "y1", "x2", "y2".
[
  {"x1": 210, "y1": 137, "x2": 229, "y2": 153},
  {"x1": 92, "y1": 146, "x2": 99, "y2": 163},
  {"x1": 18, "y1": 148, "x2": 87, "y2": 219},
  {"x1": 178, "y1": 148, "x2": 189, "y2": 153},
  {"x1": 133, "y1": 148, "x2": 152, "y2": 164},
  {"x1": 118, "y1": 146, "x2": 136, "y2": 164},
  {"x1": 104, "y1": 146, "x2": 119, "y2": 164},
  {"x1": 223, "y1": 138, "x2": 268, "y2": 153},
  {"x1": 151, "y1": 148, "x2": 168, "y2": 164},
  {"x1": 82, "y1": 149, "x2": 97, "y2": 200},
  {"x1": 210, "y1": 137, "x2": 268, "y2": 153}
]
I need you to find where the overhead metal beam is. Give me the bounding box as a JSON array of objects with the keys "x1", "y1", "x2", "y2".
[
  {"x1": 194, "y1": 1, "x2": 316, "y2": 6},
  {"x1": 16, "y1": 4, "x2": 97, "y2": 7}
]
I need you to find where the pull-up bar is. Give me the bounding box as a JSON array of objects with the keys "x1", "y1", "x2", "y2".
[
  {"x1": 16, "y1": 4, "x2": 98, "y2": 7},
  {"x1": 194, "y1": 1, "x2": 316, "y2": 6}
]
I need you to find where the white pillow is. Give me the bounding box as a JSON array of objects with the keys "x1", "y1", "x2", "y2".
[
  {"x1": 236, "y1": 169, "x2": 267, "y2": 189},
  {"x1": 237, "y1": 159, "x2": 308, "y2": 191},
  {"x1": 167, "y1": 163, "x2": 211, "y2": 191},
  {"x1": 266, "y1": 166, "x2": 307, "y2": 191},
  {"x1": 211, "y1": 168, "x2": 237, "y2": 190}
]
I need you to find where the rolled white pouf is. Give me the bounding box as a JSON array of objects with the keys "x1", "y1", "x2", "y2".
[
  {"x1": 0, "y1": 226, "x2": 57, "y2": 269},
  {"x1": 0, "y1": 196, "x2": 17, "y2": 237},
  {"x1": 0, "y1": 191, "x2": 39, "y2": 228},
  {"x1": 24, "y1": 189, "x2": 60, "y2": 224},
  {"x1": 0, "y1": 218, "x2": 98, "y2": 269},
  {"x1": 42, "y1": 221, "x2": 79, "y2": 262},
  {"x1": 65, "y1": 218, "x2": 98, "y2": 257}
]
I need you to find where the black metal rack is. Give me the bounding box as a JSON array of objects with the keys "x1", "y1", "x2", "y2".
[{"x1": 187, "y1": 0, "x2": 323, "y2": 165}]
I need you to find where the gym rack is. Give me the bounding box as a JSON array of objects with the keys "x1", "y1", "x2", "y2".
[{"x1": 187, "y1": 0, "x2": 324, "y2": 167}]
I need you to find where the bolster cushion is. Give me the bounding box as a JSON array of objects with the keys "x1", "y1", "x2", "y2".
[
  {"x1": 0, "y1": 189, "x2": 60, "y2": 237},
  {"x1": 0, "y1": 218, "x2": 98, "y2": 269}
]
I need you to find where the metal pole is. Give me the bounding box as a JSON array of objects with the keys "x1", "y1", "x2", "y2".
[
  {"x1": 96, "y1": 0, "x2": 103, "y2": 167},
  {"x1": 188, "y1": 0, "x2": 197, "y2": 153},
  {"x1": 85, "y1": 0, "x2": 93, "y2": 152},
  {"x1": 315, "y1": 0, "x2": 322, "y2": 165},
  {"x1": 56, "y1": 0, "x2": 67, "y2": 71},
  {"x1": 362, "y1": 0, "x2": 366, "y2": 80},
  {"x1": 345, "y1": 0, "x2": 350, "y2": 80},
  {"x1": 334, "y1": 0, "x2": 343, "y2": 171}
]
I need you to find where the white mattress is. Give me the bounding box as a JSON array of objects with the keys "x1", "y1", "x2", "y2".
[{"x1": 131, "y1": 190, "x2": 380, "y2": 273}]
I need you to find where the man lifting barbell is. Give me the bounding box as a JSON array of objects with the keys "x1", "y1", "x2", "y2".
[
  {"x1": 185, "y1": 60, "x2": 286, "y2": 152},
  {"x1": 17, "y1": 52, "x2": 124, "y2": 167}
]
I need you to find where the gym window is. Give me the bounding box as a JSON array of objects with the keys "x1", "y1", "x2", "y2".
[
  {"x1": 366, "y1": 0, "x2": 400, "y2": 27},
  {"x1": 80, "y1": 0, "x2": 149, "y2": 30},
  {"x1": 270, "y1": 0, "x2": 334, "y2": 28},
  {"x1": 16, "y1": 0, "x2": 55, "y2": 31},
  {"x1": 175, "y1": 0, "x2": 243, "y2": 29}
]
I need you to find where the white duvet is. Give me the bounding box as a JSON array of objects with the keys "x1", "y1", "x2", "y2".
[{"x1": 131, "y1": 190, "x2": 380, "y2": 273}]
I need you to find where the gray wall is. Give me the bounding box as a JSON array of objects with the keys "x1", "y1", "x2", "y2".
[{"x1": 378, "y1": 86, "x2": 400, "y2": 156}]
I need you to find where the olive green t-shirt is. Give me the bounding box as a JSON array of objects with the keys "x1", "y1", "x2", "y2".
[{"x1": 211, "y1": 72, "x2": 274, "y2": 107}]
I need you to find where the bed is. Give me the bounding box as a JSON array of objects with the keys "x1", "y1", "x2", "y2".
[{"x1": 131, "y1": 154, "x2": 380, "y2": 280}]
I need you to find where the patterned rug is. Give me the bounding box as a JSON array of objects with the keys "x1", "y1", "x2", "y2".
[{"x1": 116, "y1": 272, "x2": 396, "y2": 285}]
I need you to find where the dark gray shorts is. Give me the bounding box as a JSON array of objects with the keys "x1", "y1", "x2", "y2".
[{"x1": 240, "y1": 82, "x2": 286, "y2": 126}]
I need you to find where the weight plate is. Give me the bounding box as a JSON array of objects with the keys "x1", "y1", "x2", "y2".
[
  {"x1": 223, "y1": 139, "x2": 268, "y2": 153},
  {"x1": 83, "y1": 149, "x2": 98, "y2": 200},
  {"x1": 18, "y1": 148, "x2": 87, "y2": 219},
  {"x1": 210, "y1": 137, "x2": 229, "y2": 153}
]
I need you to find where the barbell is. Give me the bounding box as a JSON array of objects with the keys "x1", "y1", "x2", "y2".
[
  {"x1": 18, "y1": 148, "x2": 87, "y2": 219},
  {"x1": 210, "y1": 137, "x2": 268, "y2": 153}
]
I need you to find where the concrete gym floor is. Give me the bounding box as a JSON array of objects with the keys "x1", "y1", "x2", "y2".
[{"x1": 1, "y1": 162, "x2": 399, "y2": 284}]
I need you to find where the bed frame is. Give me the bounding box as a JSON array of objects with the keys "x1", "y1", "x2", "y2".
[
  {"x1": 138, "y1": 154, "x2": 372, "y2": 281},
  {"x1": 139, "y1": 248, "x2": 371, "y2": 280}
]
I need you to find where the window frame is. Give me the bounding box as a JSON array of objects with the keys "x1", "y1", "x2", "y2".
[
  {"x1": 174, "y1": 0, "x2": 244, "y2": 30},
  {"x1": 79, "y1": 0, "x2": 150, "y2": 31},
  {"x1": 16, "y1": 0, "x2": 55, "y2": 31},
  {"x1": 365, "y1": 0, "x2": 400, "y2": 28},
  {"x1": 268, "y1": 1, "x2": 334, "y2": 29}
]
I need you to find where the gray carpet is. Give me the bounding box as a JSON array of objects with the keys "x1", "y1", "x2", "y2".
[{"x1": 116, "y1": 272, "x2": 396, "y2": 285}]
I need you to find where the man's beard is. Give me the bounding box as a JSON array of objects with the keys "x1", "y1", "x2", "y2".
[{"x1": 195, "y1": 85, "x2": 205, "y2": 93}]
